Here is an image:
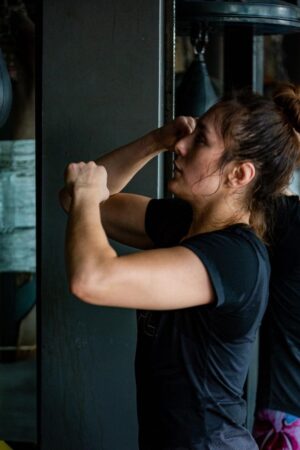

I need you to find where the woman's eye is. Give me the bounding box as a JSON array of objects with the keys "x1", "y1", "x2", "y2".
[{"x1": 195, "y1": 134, "x2": 205, "y2": 145}]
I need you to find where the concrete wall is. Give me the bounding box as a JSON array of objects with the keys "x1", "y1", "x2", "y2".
[{"x1": 41, "y1": 1, "x2": 164, "y2": 448}]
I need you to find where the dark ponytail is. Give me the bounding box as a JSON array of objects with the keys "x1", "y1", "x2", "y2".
[
  {"x1": 273, "y1": 83, "x2": 300, "y2": 132},
  {"x1": 273, "y1": 83, "x2": 300, "y2": 164}
]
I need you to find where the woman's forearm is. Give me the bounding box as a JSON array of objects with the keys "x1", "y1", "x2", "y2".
[
  {"x1": 94, "y1": 116, "x2": 196, "y2": 195},
  {"x1": 95, "y1": 129, "x2": 162, "y2": 195}
]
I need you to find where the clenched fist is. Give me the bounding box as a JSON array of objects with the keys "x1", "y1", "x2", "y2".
[
  {"x1": 153, "y1": 116, "x2": 197, "y2": 151},
  {"x1": 65, "y1": 161, "x2": 110, "y2": 204}
]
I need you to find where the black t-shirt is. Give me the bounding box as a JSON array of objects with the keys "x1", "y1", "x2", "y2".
[
  {"x1": 135, "y1": 198, "x2": 270, "y2": 450},
  {"x1": 257, "y1": 195, "x2": 300, "y2": 417}
]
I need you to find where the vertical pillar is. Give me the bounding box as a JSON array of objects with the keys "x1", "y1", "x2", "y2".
[{"x1": 41, "y1": 1, "x2": 164, "y2": 448}]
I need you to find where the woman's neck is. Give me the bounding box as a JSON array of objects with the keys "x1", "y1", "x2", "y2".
[{"x1": 185, "y1": 199, "x2": 250, "y2": 238}]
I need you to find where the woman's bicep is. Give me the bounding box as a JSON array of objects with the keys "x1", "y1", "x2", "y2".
[
  {"x1": 101, "y1": 193, "x2": 154, "y2": 249},
  {"x1": 73, "y1": 246, "x2": 215, "y2": 310}
]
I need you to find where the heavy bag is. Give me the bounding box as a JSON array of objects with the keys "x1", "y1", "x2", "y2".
[{"x1": 0, "y1": 48, "x2": 12, "y2": 127}]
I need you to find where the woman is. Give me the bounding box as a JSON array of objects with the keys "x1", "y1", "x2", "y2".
[{"x1": 61, "y1": 85, "x2": 300, "y2": 449}]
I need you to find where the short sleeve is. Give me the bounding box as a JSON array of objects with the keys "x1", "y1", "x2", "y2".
[
  {"x1": 181, "y1": 227, "x2": 269, "y2": 312},
  {"x1": 145, "y1": 198, "x2": 193, "y2": 247}
]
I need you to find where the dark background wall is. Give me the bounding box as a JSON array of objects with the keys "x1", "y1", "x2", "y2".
[{"x1": 41, "y1": 1, "x2": 164, "y2": 449}]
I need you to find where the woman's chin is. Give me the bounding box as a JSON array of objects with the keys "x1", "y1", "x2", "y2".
[
  {"x1": 167, "y1": 180, "x2": 187, "y2": 201},
  {"x1": 167, "y1": 179, "x2": 177, "y2": 194}
]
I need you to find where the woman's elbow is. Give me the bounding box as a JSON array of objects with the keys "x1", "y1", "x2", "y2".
[
  {"x1": 68, "y1": 257, "x2": 118, "y2": 305},
  {"x1": 68, "y1": 273, "x2": 105, "y2": 305},
  {"x1": 69, "y1": 277, "x2": 88, "y2": 302}
]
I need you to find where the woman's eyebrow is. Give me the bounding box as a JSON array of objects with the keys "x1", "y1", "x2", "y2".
[
  {"x1": 196, "y1": 121, "x2": 208, "y2": 134},
  {"x1": 196, "y1": 120, "x2": 206, "y2": 131}
]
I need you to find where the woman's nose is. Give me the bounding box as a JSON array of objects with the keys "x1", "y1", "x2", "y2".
[{"x1": 174, "y1": 134, "x2": 191, "y2": 157}]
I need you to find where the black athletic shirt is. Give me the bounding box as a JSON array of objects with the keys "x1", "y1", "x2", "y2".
[
  {"x1": 135, "y1": 198, "x2": 270, "y2": 450},
  {"x1": 256, "y1": 195, "x2": 300, "y2": 417}
]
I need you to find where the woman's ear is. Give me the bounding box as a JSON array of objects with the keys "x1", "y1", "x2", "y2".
[{"x1": 227, "y1": 162, "x2": 256, "y2": 188}]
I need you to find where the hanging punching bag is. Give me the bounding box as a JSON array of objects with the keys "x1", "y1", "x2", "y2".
[
  {"x1": 176, "y1": 49, "x2": 218, "y2": 117},
  {"x1": 0, "y1": 48, "x2": 12, "y2": 127}
]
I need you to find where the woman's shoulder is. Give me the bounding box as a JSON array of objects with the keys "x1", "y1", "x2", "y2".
[
  {"x1": 183, "y1": 223, "x2": 266, "y2": 252},
  {"x1": 182, "y1": 223, "x2": 269, "y2": 271},
  {"x1": 225, "y1": 223, "x2": 268, "y2": 251}
]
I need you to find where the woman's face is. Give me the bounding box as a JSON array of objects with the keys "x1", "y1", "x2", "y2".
[{"x1": 168, "y1": 114, "x2": 226, "y2": 203}]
